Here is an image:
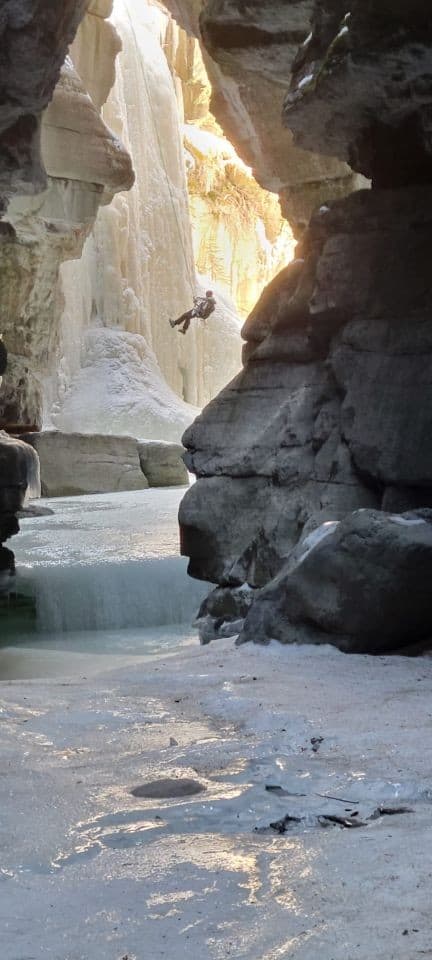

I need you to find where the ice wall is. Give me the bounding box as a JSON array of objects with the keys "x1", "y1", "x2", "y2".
[{"x1": 48, "y1": 0, "x2": 242, "y2": 439}]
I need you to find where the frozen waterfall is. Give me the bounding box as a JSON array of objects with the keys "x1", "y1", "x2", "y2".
[
  {"x1": 10, "y1": 489, "x2": 208, "y2": 636},
  {"x1": 47, "y1": 0, "x2": 242, "y2": 439}
]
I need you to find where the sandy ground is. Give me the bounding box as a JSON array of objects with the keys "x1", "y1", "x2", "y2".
[{"x1": 1, "y1": 638, "x2": 432, "y2": 959}]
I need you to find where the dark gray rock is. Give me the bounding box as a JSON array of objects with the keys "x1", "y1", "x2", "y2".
[
  {"x1": 194, "y1": 584, "x2": 255, "y2": 644},
  {"x1": 180, "y1": 185, "x2": 432, "y2": 590},
  {"x1": 0, "y1": 0, "x2": 88, "y2": 206},
  {"x1": 239, "y1": 510, "x2": 432, "y2": 654},
  {"x1": 164, "y1": 0, "x2": 363, "y2": 230},
  {"x1": 0, "y1": 431, "x2": 40, "y2": 592}
]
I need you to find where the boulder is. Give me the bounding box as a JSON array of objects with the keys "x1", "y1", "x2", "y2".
[
  {"x1": 194, "y1": 584, "x2": 255, "y2": 644},
  {"x1": 0, "y1": 431, "x2": 40, "y2": 593},
  {"x1": 21, "y1": 432, "x2": 148, "y2": 497},
  {"x1": 239, "y1": 510, "x2": 432, "y2": 654},
  {"x1": 137, "y1": 441, "x2": 189, "y2": 487}
]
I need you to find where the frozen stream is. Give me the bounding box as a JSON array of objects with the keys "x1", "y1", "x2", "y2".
[
  {"x1": 1, "y1": 488, "x2": 208, "y2": 677},
  {"x1": 1, "y1": 493, "x2": 432, "y2": 958}
]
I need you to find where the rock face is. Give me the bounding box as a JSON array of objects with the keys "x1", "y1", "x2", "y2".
[
  {"x1": 0, "y1": 0, "x2": 89, "y2": 206},
  {"x1": 0, "y1": 432, "x2": 40, "y2": 592},
  {"x1": 138, "y1": 441, "x2": 188, "y2": 487},
  {"x1": 164, "y1": 0, "x2": 366, "y2": 230},
  {"x1": 239, "y1": 511, "x2": 432, "y2": 654},
  {"x1": 0, "y1": 4, "x2": 133, "y2": 430},
  {"x1": 21, "y1": 432, "x2": 148, "y2": 497},
  {"x1": 166, "y1": 25, "x2": 295, "y2": 318},
  {"x1": 178, "y1": 0, "x2": 432, "y2": 652},
  {"x1": 21, "y1": 432, "x2": 189, "y2": 495}
]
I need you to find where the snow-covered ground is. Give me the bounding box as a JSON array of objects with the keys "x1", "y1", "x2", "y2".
[{"x1": 1, "y1": 638, "x2": 432, "y2": 959}]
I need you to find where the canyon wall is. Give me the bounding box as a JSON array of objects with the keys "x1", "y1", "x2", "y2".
[
  {"x1": 0, "y1": 2, "x2": 134, "y2": 430},
  {"x1": 173, "y1": 0, "x2": 432, "y2": 652}
]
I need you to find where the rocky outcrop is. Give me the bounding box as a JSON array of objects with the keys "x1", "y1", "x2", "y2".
[
  {"x1": 0, "y1": 432, "x2": 40, "y2": 593},
  {"x1": 0, "y1": 3, "x2": 133, "y2": 430},
  {"x1": 178, "y1": 0, "x2": 432, "y2": 653},
  {"x1": 21, "y1": 432, "x2": 189, "y2": 495},
  {"x1": 138, "y1": 441, "x2": 189, "y2": 487},
  {"x1": 163, "y1": 23, "x2": 295, "y2": 318},
  {"x1": 21, "y1": 432, "x2": 148, "y2": 497},
  {"x1": 238, "y1": 511, "x2": 432, "y2": 654},
  {"x1": 164, "y1": 0, "x2": 366, "y2": 230}
]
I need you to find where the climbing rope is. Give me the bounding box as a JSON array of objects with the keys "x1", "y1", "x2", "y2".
[{"x1": 124, "y1": 4, "x2": 197, "y2": 300}]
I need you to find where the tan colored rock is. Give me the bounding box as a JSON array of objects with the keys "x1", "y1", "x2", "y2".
[
  {"x1": 41, "y1": 59, "x2": 134, "y2": 195},
  {"x1": 71, "y1": 12, "x2": 121, "y2": 110},
  {"x1": 138, "y1": 441, "x2": 189, "y2": 487},
  {"x1": 88, "y1": 0, "x2": 113, "y2": 17},
  {"x1": 21, "y1": 432, "x2": 148, "y2": 497},
  {"x1": 163, "y1": 0, "x2": 363, "y2": 228}
]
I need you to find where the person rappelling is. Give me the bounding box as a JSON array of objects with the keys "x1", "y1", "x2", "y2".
[{"x1": 169, "y1": 290, "x2": 216, "y2": 335}]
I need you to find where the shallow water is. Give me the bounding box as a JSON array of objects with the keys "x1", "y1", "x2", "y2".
[{"x1": 2, "y1": 488, "x2": 208, "y2": 677}]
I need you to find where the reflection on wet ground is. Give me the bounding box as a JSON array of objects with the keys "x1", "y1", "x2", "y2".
[{"x1": 2, "y1": 641, "x2": 432, "y2": 959}]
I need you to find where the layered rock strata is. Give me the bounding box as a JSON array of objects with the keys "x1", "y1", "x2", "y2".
[
  {"x1": 179, "y1": 0, "x2": 432, "y2": 652},
  {"x1": 21, "y1": 432, "x2": 189, "y2": 496},
  {"x1": 164, "y1": 0, "x2": 366, "y2": 230}
]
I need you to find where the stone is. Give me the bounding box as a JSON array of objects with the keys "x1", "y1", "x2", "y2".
[
  {"x1": 137, "y1": 442, "x2": 189, "y2": 487},
  {"x1": 164, "y1": 0, "x2": 364, "y2": 229},
  {"x1": 194, "y1": 584, "x2": 255, "y2": 643},
  {"x1": 0, "y1": 0, "x2": 89, "y2": 205},
  {"x1": 0, "y1": 432, "x2": 40, "y2": 591},
  {"x1": 284, "y1": 0, "x2": 432, "y2": 187},
  {"x1": 20, "y1": 432, "x2": 148, "y2": 497},
  {"x1": 180, "y1": 184, "x2": 432, "y2": 590},
  {"x1": 239, "y1": 509, "x2": 432, "y2": 654},
  {"x1": 41, "y1": 58, "x2": 134, "y2": 195}
]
